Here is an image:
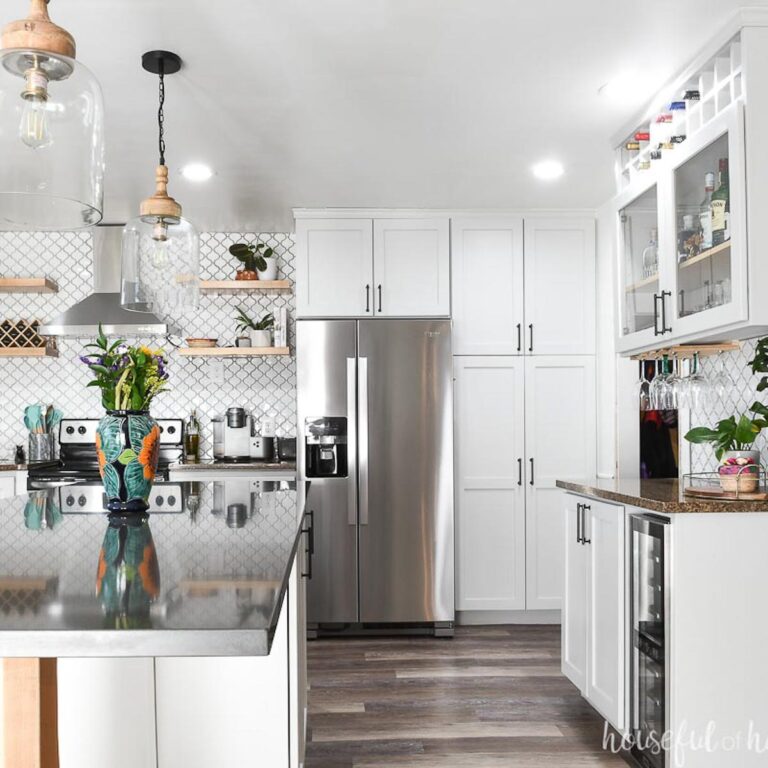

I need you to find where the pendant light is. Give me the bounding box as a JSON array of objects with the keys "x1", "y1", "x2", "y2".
[
  {"x1": 0, "y1": 0, "x2": 105, "y2": 230},
  {"x1": 121, "y1": 50, "x2": 199, "y2": 312}
]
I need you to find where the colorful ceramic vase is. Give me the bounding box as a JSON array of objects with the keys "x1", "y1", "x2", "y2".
[
  {"x1": 96, "y1": 513, "x2": 160, "y2": 629},
  {"x1": 96, "y1": 410, "x2": 160, "y2": 513}
]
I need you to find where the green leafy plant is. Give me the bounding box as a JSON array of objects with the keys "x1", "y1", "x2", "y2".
[
  {"x1": 685, "y1": 413, "x2": 767, "y2": 461},
  {"x1": 234, "y1": 308, "x2": 275, "y2": 334},
  {"x1": 749, "y1": 337, "x2": 768, "y2": 420},
  {"x1": 229, "y1": 242, "x2": 274, "y2": 273},
  {"x1": 80, "y1": 326, "x2": 169, "y2": 411}
]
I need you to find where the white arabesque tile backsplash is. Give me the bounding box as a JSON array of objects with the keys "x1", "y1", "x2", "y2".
[
  {"x1": 0, "y1": 231, "x2": 297, "y2": 461},
  {"x1": 688, "y1": 338, "x2": 768, "y2": 474}
]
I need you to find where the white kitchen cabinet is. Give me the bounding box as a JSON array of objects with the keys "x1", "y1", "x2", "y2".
[
  {"x1": 524, "y1": 219, "x2": 596, "y2": 355},
  {"x1": 525, "y1": 357, "x2": 596, "y2": 610},
  {"x1": 561, "y1": 493, "x2": 625, "y2": 732},
  {"x1": 454, "y1": 357, "x2": 526, "y2": 611},
  {"x1": 0, "y1": 472, "x2": 16, "y2": 498},
  {"x1": 451, "y1": 217, "x2": 524, "y2": 354},
  {"x1": 562, "y1": 495, "x2": 587, "y2": 690},
  {"x1": 295, "y1": 218, "x2": 373, "y2": 317},
  {"x1": 373, "y1": 218, "x2": 450, "y2": 316}
]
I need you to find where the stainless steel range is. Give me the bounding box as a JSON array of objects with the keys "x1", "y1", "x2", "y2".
[{"x1": 27, "y1": 418, "x2": 185, "y2": 490}]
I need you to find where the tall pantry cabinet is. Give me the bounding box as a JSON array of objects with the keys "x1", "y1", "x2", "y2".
[{"x1": 453, "y1": 216, "x2": 597, "y2": 617}]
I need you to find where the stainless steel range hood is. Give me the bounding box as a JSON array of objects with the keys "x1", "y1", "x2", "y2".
[{"x1": 39, "y1": 226, "x2": 176, "y2": 337}]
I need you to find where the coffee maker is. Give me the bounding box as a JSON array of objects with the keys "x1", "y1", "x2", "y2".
[{"x1": 213, "y1": 407, "x2": 275, "y2": 462}]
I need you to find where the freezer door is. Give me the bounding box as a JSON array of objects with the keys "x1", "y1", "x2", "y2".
[
  {"x1": 357, "y1": 319, "x2": 455, "y2": 622},
  {"x1": 297, "y1": 320, "x2": 358, "y2": 623}
]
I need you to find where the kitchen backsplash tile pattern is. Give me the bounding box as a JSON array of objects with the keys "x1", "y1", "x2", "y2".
[
  {"x1": 0, "y1": 231, "x2": 296, "y2": 461},
  {"x1": 688, "y1": 339, "x2": 768, "y2": 473}
]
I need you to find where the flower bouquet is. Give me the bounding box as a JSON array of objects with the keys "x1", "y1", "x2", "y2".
[
  {"x1": 80, "y1": 326, "x2": 170, "y2": 512},
  {"x1": 718, "y1": 456, "x2": 759, "y2": 494}
]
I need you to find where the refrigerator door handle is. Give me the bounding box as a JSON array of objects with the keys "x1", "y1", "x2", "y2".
[
  {"x1": 347, "y1": 357, "x2": 358, "y2": 526},
  {"x1": 358, "y1": 356, "x2": 369, "y2": 526}
]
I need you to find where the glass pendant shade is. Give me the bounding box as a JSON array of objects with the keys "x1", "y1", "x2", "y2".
[
  {"x1": 121, "y1": 214, "x2": 200, "y2": 312},
  {"x1": 0, "y1": 49, "x2": 105, "y2": 230}
]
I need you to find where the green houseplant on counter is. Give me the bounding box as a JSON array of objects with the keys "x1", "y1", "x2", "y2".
[{"x1": 80, "y1": 326, "x2": 170, "y2": 512}]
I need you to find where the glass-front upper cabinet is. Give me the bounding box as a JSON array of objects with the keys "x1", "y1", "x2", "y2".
[
  {"x1": 619, "y1": 181, "x2": 663, "y2": 344},
  {"x1": 669, "y1": 103, "x2": 747, "y2": 334}
]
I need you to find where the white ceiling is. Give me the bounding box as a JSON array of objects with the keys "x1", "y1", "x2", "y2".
[{"x1": 38, "y1": 0, "x2": 768, "y2": 231}]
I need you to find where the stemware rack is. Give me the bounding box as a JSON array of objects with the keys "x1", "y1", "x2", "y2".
[{"x1": 630, "y1": 341, "x2": 741, "y2": 361}]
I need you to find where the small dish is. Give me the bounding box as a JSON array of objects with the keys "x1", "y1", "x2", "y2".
[{"x1": 186, "y1": 338, "x2": 218, "y2": 348}]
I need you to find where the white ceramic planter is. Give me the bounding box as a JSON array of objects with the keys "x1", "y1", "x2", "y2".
[
  {"x1": 257, "y1": 257, "x2": 278, "y2": 281},
  {"x1": 250, "y1": 329, "x2": 273, "y2": 347}
]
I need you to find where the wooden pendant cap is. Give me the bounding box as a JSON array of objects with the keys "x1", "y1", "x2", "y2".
[
  {"x1": 1, "y1": 0, "x2": 76, "y2": 59},
  {"x1": 140, "y1": 165, "x2": 183, "y2": 220}
]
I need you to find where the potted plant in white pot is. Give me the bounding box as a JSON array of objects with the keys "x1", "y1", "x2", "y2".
[
  {"x1": 228, "y1": 242, "x2": 278, "y2": 281},
  {"x1": 234, "y1": 308, "x2": 275, "y2": 348}
]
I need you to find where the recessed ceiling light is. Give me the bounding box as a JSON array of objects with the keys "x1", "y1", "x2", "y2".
[
  {"x1": 532, "y1": 160, "x2": 564, "y2": 181},
  {"x1": 180, "y1": 163, "x2": 214, "y2": 182}
]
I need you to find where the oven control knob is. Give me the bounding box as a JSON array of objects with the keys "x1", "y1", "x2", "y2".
[
  {"x1": 77, "y1": 426, "x2": 87, "y2": 435},
  {"x1": 66, "y1": 495, "x2": 74, "y2": 507},
  {"x1": 78, "y1": 495, "x2": 87, "y2": 507},
  {"x1": 159, "y1": 426, "x2": 164, "y2": 433},
  {"x1": 66, "y1": 426, "x2": 75, "y2": 435},
  {"x1": 155, "y1": 496, "x2": 164, "y2": 507},
  {"x1": 167, "y1": 425, "x2": 176, "y2": 434},
  {"x1": 167, "y1": 495, "x2": 177, "y2": 506}
]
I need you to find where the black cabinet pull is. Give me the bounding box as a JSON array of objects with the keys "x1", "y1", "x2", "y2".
[
  {"x1": 653, "y1": 293, "x2": 662, "y2": 336},
  {"x1": 365, "y1": 285, "x2": 371, "y2": 313},
  {"x1": 377, "y1": 284, "x2": 382, "y2": 313},
  {"x1": 661, "y1": 290, "x2": 672, "y2": 334},
  {"x1": 516, "y1": 323, "x2": 522, "y2": 353},
  {"x1": 528, "y1": 324, "x2": 534, "y2": 353},
  {"x1": 582, "y1": 504, "x2": 591, "y2": 545},
  {"x1": 301, "y1": 510, "x2": 314, "y2": 579},
  {"x1": 517, "y1": 458, "x2": 522, "y2": 486},
  {"x1": 576, "y1": 503, "x2": 583, "y2": 544},
  {"x1": 529, "y1": 457, "x2": 534, "y2": 486}
]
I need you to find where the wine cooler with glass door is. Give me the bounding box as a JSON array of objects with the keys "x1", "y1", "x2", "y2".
[{"x1": 630, "y1": 514, "x2": 670, "y2": 768}]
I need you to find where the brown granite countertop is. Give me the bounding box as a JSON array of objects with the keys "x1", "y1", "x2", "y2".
[
  {"x1": 0, "y1": 461, "x2": 57, "y2": 472},
  {"x1": 168, "y1": 460, "x2": 296, "y2": 473},
  {"x1": 556, "y1": 478, "x2": 768, "y2": 513}
]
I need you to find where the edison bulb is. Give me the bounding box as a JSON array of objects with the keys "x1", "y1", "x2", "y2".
[
  {"x1": 19, "y1": 67, "x2": 52, "y2": 149},
  {"x1": 151, "y1": 219, "x2": 169, "y2": 267}
]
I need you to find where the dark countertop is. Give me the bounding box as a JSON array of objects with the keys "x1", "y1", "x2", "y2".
[
  {"x1": 557, "y1": 477, "x2": 768, "y2": 513},
  {"x1": 169, "y1": 460, "x2": 296, "y2": 473},
  {"x1": 0, "y1": 480, "x2": 307, "y2": 657},
  {"x1": 0, "y1": 460, "x2": 58, "y2": 472}
]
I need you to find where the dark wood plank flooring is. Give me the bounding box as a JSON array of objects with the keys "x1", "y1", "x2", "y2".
[{"x1": 305, "y1": 625, "x2": 628, "y2": 767}]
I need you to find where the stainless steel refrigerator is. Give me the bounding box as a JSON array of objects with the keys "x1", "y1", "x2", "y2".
[{"x1": 297, "y1": 319, "x2": 454, "y2": 634}]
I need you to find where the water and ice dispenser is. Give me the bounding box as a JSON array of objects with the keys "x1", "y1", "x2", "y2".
[{"x1": 304, "y1": 417, "x2": 348, "y2": 478}]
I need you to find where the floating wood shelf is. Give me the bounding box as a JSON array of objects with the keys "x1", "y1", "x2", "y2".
[
  {"x1": 678, "y1": 240, "x2": 731, "y2": 270},
  {"x1": 625, "y1": 274, "x2": 659, "y2": 292},
  {"x1": 0, "y1": 278, "x2": 58, "y2": 294},
  {"x1": 630, "y1": 341, "x2": 741, "y2": 361},
  {"x1": 200, "y1": 280, "x2": 292, "y2": 293},
  {"x1": 177, "y1": 346, "x2": 290, "y2": 358},
  {"x1": 0, "y1": 347, "x2": 58, "y2": 358}
]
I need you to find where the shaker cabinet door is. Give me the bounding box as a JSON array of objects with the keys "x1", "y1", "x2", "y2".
[
  {"x1": 524, "y1": 218, "x2": 596, "y2": 355},
  {"x1": 373, "y1": 218, "x2": 450, "y2": 316},
  {"x1": 524, "y1": 357, "x2": 596, "y2": 610},
  {"x1": 454, "y1": 357, "x2": 526, "y2": 611},
  {"x1": 451, "y1": 217, "x2": 524, "y2": 354},
  {"x1": 562, "y1": 494, "x2": 588, "y2": 691},
  {"x1": 295, "y1": 218, "x2": 374, "y2": 317}
]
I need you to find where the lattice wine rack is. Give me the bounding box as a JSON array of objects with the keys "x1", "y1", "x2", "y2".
[{"x1": 0, "y1": 320, "x2": 58, "y2": 357}]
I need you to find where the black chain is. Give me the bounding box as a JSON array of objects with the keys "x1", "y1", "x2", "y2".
[{"x1": 157, "y1": 63, "x2": 166, "y2": 166}]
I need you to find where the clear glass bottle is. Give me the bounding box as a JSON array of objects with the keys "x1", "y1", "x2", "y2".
[
  {"x1": 642, "y1": 228, "x2": 659, "y2": 278},
  {"x1": 699, "y1": 171, "x2": 715, "y2": 250},
  {"x1": 184, "y1": 409, "x2": 201, "y2": 464}
]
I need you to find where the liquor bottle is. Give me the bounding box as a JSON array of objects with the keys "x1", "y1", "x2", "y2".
[
  {"x1": 625, "y1": 141, "x2": 641, "y2": 151},
  {"x1": 699, "y1": 171, "x2": 715, "y2": 249},
  {"x1": 710, "y1": 158, "x2": 730, "y2": 246},
  {"x1": 641, "y1": 228, "x2": 658, "y2": 278},
  {"x1": 677, "y1": 214, "x2": 698, "y2": 262},
  {"x1": 634, "y1": 131, "x2": 650, "y2": 142},
  {"x1": 684, "y1": 89, "x2": 700, "y2": 101},
  {"x1": 184, "y1": 409, "x2": 201, "y2": 464}
]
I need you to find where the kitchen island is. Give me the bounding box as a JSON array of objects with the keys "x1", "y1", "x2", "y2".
[
  {"x1": 0, "y1": 479, "x2": 309, "y2": 768},
  {"x1": 558, "y1": 477, "x2": 768, "y2": 768}
]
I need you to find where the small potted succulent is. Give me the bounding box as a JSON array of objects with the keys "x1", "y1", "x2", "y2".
[
  {"x1": 234, "y1": 307, "x2": 275, "y2": 347},
  {"x1": 229, "y1": 242, "x2": 278, "y2": 281}
]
